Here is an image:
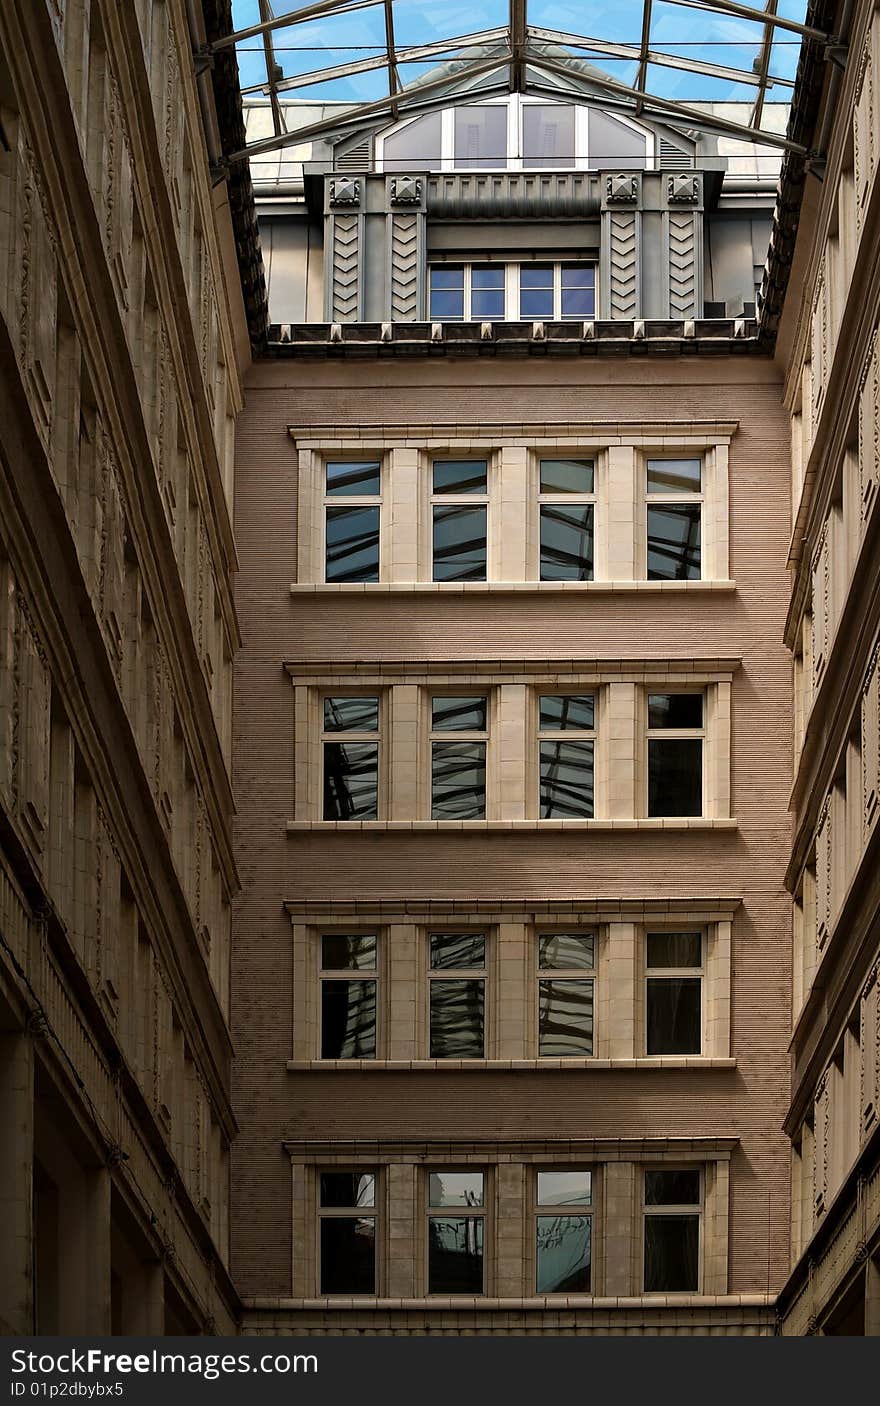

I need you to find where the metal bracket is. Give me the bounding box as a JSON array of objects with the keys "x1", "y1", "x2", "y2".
[
  {"x1": 209, "y1": 157, "x2": 230, "y2": 188},
  {"x1": 824, "y1": 42, "x2": 848, "y2": 71}
]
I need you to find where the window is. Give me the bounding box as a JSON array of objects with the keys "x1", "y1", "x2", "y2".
[
  {"x1": 647, "y1": 692, "x2": 703, "y2": 817},
  {"x1": 538, "y1": 694, "x2": 595, "y2": 819},
  {"x1": 643, "y1": 1168, "x2": 701, "y2": 1292},
  {"x1": 430, "y1": 694, "x2": 488, "y2": 819},
  {"x1": 431, "y1": 459, "x2": 488, "y2": 581},
  {"x1": 321, "y1": 695, "x2": 380, "y2": 820},
  {"x1": 538, "y1": 459, "x2": 595, "y2": 581},
  {"x1": 522, "y1": 104, "x2": 575, "y2": 168},
  {"x1": 318, "y1": 1171, "x2": 377, "y2": 1294},
  {"x1": 519, "y1": 263, "x2": 595, "y2": 320},
  {"x1": 646, "y1": 457, "x2": 702, "y2": 581},
  {"x1": 453, "y1": 105, "x2": 506, "y2": 169},
  {"x1": 537, "y1": 933, "x2": 595, "y2": 1056},
  {"x1": 428, "y1": 264, "x2": 595, "y2": 323},
  {"x1": 428, "y1": 266, "x2": 506, "y2": 322},
  {"x1": 319, "y1": 934, "x2": 377, "y2": 1059},
  {"x1": 534, "y1": 1170, "x2": 593, "y2": 1293},
  {"x1": 427, "y1": 1170, "x2": 485, "y2": 1293},
  {"x1": 645, "y1": 931, "x2": 703, "y2": 1055},
  {"x1": 324, "y1": 459, "x2": 381, "y2": 583},
  {"x1": 428, "y1": 932, "x2": 486, "y2": 1058}
]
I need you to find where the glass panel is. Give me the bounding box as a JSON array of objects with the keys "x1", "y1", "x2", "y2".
[
  {"x1": 648, "y1": 739, "x2": 702, "y2": 817},
  {"x1": 647, "y1": 458, "x2": 702, "y2": 494},
  {"x1": 430, "y1": 933, "x2": 485, "y2": 969},
  {"x1": 588, "y1": 109, "x2": 647, "y2": 169},
  {"x1": 428, "y1": 1171, "x2": 485, "y2": 1208},
  {"x1": 321, "y1": 934, "x2": 377, "y2": 971},
  {"x1": 320, "y1": 980, "x2": 376, "y2": 1058},
  {"x1": 382, "y1": 111, "x2": 442, "y2": 170},
  {"x1": 325, "y1": 460, "x2": 380, "y2": 496},
  {"x1": 522, "y1": 103, "x2": 575, "y2": 168},
  {"x1": 433, "y1": 506, "x2": 487, "y2": 582},
  {"x1": 431, "y1": 696, "x2": 487, "y2": 732},
  {"x1": 325, "y1": 506, "x2": 380, "y2": 583},
  {"x1": 540, "y1": 503, "x2": 594, "y2": 580},
  {"x1": 432, "y1": 459, "x2": 488, "y2": 494},
  {"x1": 429, "y1": 979, "x2": 485, "y2": 1057},
  {"x1": 539, "y1": 695, "x2": 595, "y2": 731},
  {"x1": 320, "y1": 1217, "x2": 376, "y2": 1294},
  {"x1": 323, "y1": 696, "x2": 379, "y2": 733},
  {"x1": 538, "y1": 933, "x2": 595, "y2": 971},
  {"x1": 536, "y1": 1215, "x2": 591, "y2": 1293},
  {"x1": 560, "y1": 265, "x2": 595, "y2": 319},
  {"x1": 647, "y1": 504, "x2": 701, "y2": 580},
  {"x1": 648, "y1": 694, "x2": 703, "y2": 729},
  {"x1": 323, "y1": 742, "x2": 379, "y2": 820},
  {"x1": 520, "y1": 264, "x2": 554, "y2": 288},
  {"x1": 432, "y1": 742, "x2": 486, "y2": 819},
  {"x1": 645, "y1": 1168, "x2": 701, "y2": 1206},
  {"x1": 471, "y1": 265, "x2": 505, "y2": 320},
  {"x1": 520, "y1": 263, "x2": 554, "y2": 318},
  {"x1": 540, "y1": 740, "x2": 594, "y2": 819},
  {"x1": 536, "y1": 1170, "x2": 592, "y2": 1206},
  {"x1": 319, "y1": 1172, "x2": 376, "y2": 1208},
  {"x1": 429, "y1": 266, "x2": 464, "y2": 320},
  {"x1": 646, "y1": 932, "x2": 702, "y2": 968},
  {"x1": 538, "y1": 979, "x2": 594, "y2": 1056},
  {"x1": 428, "y1": 1215, "x2": 484, "y2": 1292},
  {"x1": 646, "y1": 978, "x2": 702, "y2": 1055},
  {"x1": 539, "y1": 459, "x2": 594, "y2": 494},
  {"x1": 643, "y1": 1215, "x2": 699, "y2": 1292},
  {"x1": 453, "y1": 104, "x2": 507, "y2": 169}
]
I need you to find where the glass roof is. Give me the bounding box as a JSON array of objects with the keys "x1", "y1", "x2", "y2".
[{"x1": 209, "y1": 0, "x2": 831, "y2": 164}]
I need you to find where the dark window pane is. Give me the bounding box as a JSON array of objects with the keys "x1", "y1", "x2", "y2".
[
  {"x1": 430, "y1": 979, "x2": 484, "y2": 1057},
  {"x1": 540, "y1": 504, "x2": 594, "y2": 580},
  {"x1": 561, "y1": 285, "x2": 595, "y2": 318},
  {"x1": 433, "y1": 506, "x2": 487, "y2": 582},
  {"x1": 428, "y1": 1216, "x2": 484, "y2": 1292},
  {"x1": 428, "y1": 1171, "x2": 485, "y2": 1207},
  {"x1": 429, "y1": 288, "x2": 464, "y2": 319},
  {"x1": 453, "y1": 105, "x2": 506, "y2": 168},
  {"x1": 522, "y1": 104, "x2": 575, "y2": 168},
  {"x1": 321, "y1": 934, "x2": 377, "y2": 971},
  {"x1": 430, "y1": 267, "x2": 465, "y2": 291},
  {"x1": 320, "y1": 1218, "x2": 375, "y2": 1294},
  {"x1": 323, "y1": 742, "x2": 379, "y2": 820},
  {"x1": 646, "y1": 978, "x2": 702, "y2": 1055},
  {"x1": 536, "y1": 1215, "x2": 591, "y2": 1292},
  {"x1": 539, "y1": 694, "x2": 594, "y2": 731},
  {"x1": 325, "y1": 506, "x2": 380, "y2": 583},
  {"x1": 644, "y1": 1215, "x2": 699, "y2": 1292},
  {"x1": 538, "y1": 933, "x2": 595, "y2": 970},
  {"x1": 432, "y1": 742, "x2": 486, "y2": 819},
  {"x1": 520, "y1": 265, "x2": 554, "y2": 289},
  {"x1": 645, "y1": 1169, "x2": 701, "y2": 1206},
  {"x1": 648, "y1": 694, "x2": 703, "y2": 729},
  {"x1": 432, "y1": 460, "x2": 487, "y2": 494},
  {"x1": 323, "y1": 696, "x2": 379, "y2": 732},
  {"x1": 430, "y1": 933, "x2": 485, "y2": 969},
  {"x1": 319, "y1": 1173, "x2": 375, "y2": 1207},
  {"x1": 536, "y1": 1171, "x2": 592, "y2": 1205},
  {"x1": 648, "y1": 739, "x2": 702, "y2": 817},
  {"x1": 325, "y1": 460, "x2": 380, "y2": 496},
  {"x1": 320, "y1": 981, "x2": 376, "y2": 1058},
  {"x1": 538, "y1": 979, "x2": 593, "y2": 1055},
  {"x1": 647, "y1": 504, "x2": 701, "y2": 580},
  {"x1": 647, "y1": 458, "x2": 702, "y2": 493},
  {"x1": 520, "y1": 287, "x2": 554, "y2": 318},
  {"x1": 540, "y1": 741, "x2": 594, "y2": 818},
  {"x1": 540, "y1": 459, "x2": 594, "y2": 494},
  {"x1": 646, "y1": 932, "x2": 702, "y2": 968},
  {"x1": 432, "y1": 696, "x2": 487, "y2": 732},
  {"x1": 472, "y1": 288, "x2": 505, "y2": 320}
]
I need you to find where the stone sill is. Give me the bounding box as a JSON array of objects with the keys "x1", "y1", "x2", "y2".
[
  {"x1": 245, "y1": 1292, "x2": 773, "y2": 1311},
  {"x1": 286, "y1": 818, "x2": 738, "y2": 833},
  {"x1": 286, "y1": 1057, "x2": 737, "y2": 1072},
  {"x1": 290, "y1": 580, "x2": 736, "y2": 595}
]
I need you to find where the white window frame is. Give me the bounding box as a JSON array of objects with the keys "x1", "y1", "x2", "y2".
[
  {"x1": 535, "y1": 458, "x2": 597, "y2": 582},
  {"x1": 322, "y1": 454, "x2": 384, "y2": 584},
  {"x1": 642, "y1": 928, "x2": 705, "y2": 1058},
  {"x1": 427, "y1": 260, "x2": 597, "y2": 322},
  {"x1": 428, "y1": 454, "x2": 491, "y2": 582},
  {"x1": 643, "y1": 454, "x2": 704, "y2": 582},
  {"x1": 535, "y1": 692, "x2": 598, "y2": 820},
  {"x1": 427, "y1": 690, "x2": 492, "y2": 821}
]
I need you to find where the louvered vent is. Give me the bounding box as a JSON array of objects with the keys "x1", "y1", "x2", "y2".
[
  {"x1": 659, "y1": 139, "x2": 693, "y2": 170},
  {"x1": 336, "y1": 138, "x2": 373, "y2": 171}
]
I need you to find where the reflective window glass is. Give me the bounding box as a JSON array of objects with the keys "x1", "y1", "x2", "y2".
[
  {"x1": 646, "y1": 932, "x2": 702, "y2": 967},
  {"x1": 647, "y1": 739, "x2": 702, "y2": 817},
  {"x1": 520, "y1": 264, "x2": 554, "y2": 318},
  {"x1": 647, "y1": 458, "x2": 702, "y2": 493},
  {"x1": 320, "y1": 980, "x2": 376, "y2": 1058},
  {"x1": 539, "y1": 695, "x2": 595, "y2": 730},
  {"x1": 540, "y1": 503, "x2": 594, "y2": 580},
  {"x1": 561, "y1": 264, "x2": 595, "y2": 318},
  {"x1": 647, "y1": 504, "x2": 701, "y2": 580},
  {"x1": 431, "y1": 742, "x2": 486, "y2": 819},
  {"x1": 320, "y1": 934, "x2": 377, "y2": 971},
  {"x1": 538, "y1": 933, "x2": 595, "y2": 970},
  {"x1": 538, "y1": 978, "x2": 594, "y2": 1055},
  {"x1": 429, "y1": 266, "x2": 464, "y2": 320},
  {"x1": 427, "y1": 1215, "x2": 484, "y2": 1292},
  {"x1": 648, "y1": 694, "x2": 703, "y2": 729},
  {"x1": 323, "y1": 697, "x2": 379, "y2": 732},
  {"x1": 522, "y1": 103, "x2": 575, "y2": 168},
  {"x1": 325, "y1": 460, "x2": 380, "y2": 496},
  {"x1": 325, "y1": 505, "x2": 380, "y2": 582},
  {"x1": 432, "y1": 696, "x2": 487, "y2": 731},
  {"x1": 540, "y1": 740, "x2": 594, "y2": 818},
  {"x1": 471, "y1": 266, "x2": 505, "y2": 320},
  {"x1": 536, "y1": 1215, "x2": 591, "y2": 1293},
  {"x1": 319, "y1": 1173, "x2": 376, "y2": 1208},
  {"x1": 323, "y1": 742, "x2": 379, "y2": 820},
  {"x1": 428, "y1": 1172, "x2": 485, "y2": 1207},
  {"x1": 429, "y1": 979, "x2": 485, "y2": 1057},
  {"x1": 383, "y1": 111, "x2": 441, "y2": 170},
  {"x1": 540, "y1": 459, "x2": 594, "y2": 494},
  {"x1": 430, "y1": 933, "x2": 485, "y2": 969},
  {"x1": 537, "y1": 1170, "x2": 592, "y2": 1205},
  {"x1": 432, "y1": 460, "x2": 488, "y2": 494},
  {"x1": 320, "y1": 1218, "x2": 376, "y2": 1294},
  {"x1": 453, "y1": 105, "x2": 507, "y2": 169},
  {"x1": 432, "y1": 506, "x2": 487, "y2": 581}
]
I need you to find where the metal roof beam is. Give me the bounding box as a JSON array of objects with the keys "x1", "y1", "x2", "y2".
[
  {"x1": 204, "y1": 0, "x2": 380, "y2": 54},
  {"x1": 660, "y1": 0, "x2": 832, "y2": 43},
  {"x1": 510, "y1": 0, "x2": 527, "y2": 92},
  {"x1": 528, "y1": 26, "x2": 792, "y2": 90},
  {"x1": 636, "y1": 0, "x2": 653, "y2": 103},
  {"x1": 752, "y1": 0, "x2": 780, "y2": 129}
]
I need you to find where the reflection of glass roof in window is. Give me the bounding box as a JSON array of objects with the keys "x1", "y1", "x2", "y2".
[{"x1": 209, "y1": 0, "x2": 830, "y2": 173}]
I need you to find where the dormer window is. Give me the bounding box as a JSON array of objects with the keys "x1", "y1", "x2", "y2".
[{"x1": 378, "y1": 96, "x2": 653, "y2": 173}]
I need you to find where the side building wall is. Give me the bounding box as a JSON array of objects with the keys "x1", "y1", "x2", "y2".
[{"x1": 0, "y1": 0, "x2": 246, "y2": 1334}]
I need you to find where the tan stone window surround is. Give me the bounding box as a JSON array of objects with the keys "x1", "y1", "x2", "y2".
[
  {"x1": 321, "y1": 455, "x2": 386, "y2": 584},
  {"x1": 288, "y1": 660, "x2": 738, "y2": 831},
  {"x1": 290, "y1": 423, "x2": 737, "y2": 592},
  {"x1": 285, "y1": 1138, "x2": 736, "y2": 1302},
  {"x1": 287, "y1": 900, "x2": 738, "y2": 1069}
]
